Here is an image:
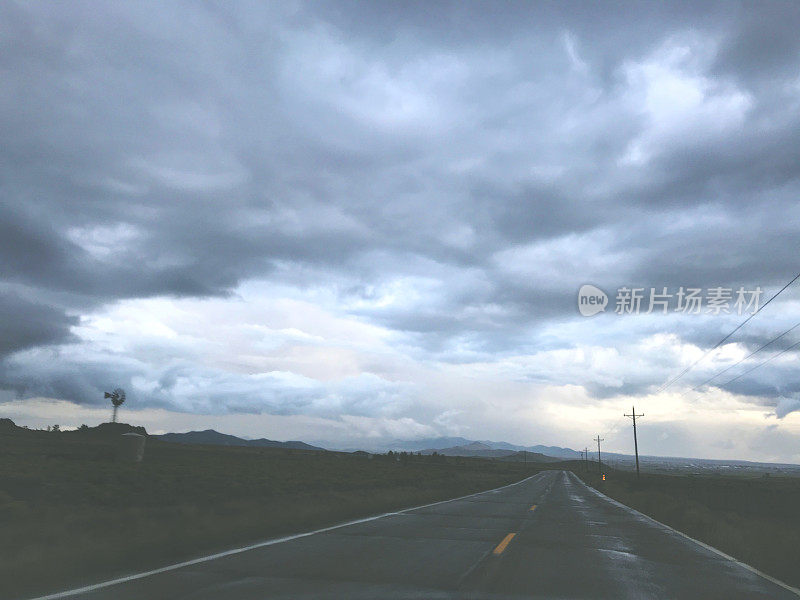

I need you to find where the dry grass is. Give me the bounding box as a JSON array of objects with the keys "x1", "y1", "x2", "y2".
[{"x1": 1, "y1": 429, "x2": 545, "y2": 599}]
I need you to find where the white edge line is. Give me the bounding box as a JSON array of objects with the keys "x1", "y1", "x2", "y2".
[
  {"x1": 567, "y1": 471, "x2": 800, "y2": 598},
  {"x1": 24, "y1": 472, "x2": 545, "y2": 600}
]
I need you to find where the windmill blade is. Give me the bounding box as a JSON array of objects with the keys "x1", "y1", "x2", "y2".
[{"x1": 108, "y1": 388, "x2": 126, "y2": 406}]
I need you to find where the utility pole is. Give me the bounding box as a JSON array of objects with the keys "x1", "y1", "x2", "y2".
[
  {"x1": 584, "y1": 446, "x2": 589, "y2": 472},
  {"x1": 624, "y1": 405, "x2": 644, "y2": 480},
  {"x1": 594, "y1": 436, "x2": 604, "y2": 476}
]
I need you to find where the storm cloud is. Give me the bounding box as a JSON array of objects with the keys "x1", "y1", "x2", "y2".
[{"x1": 2, "y1": 1, "x2": 800, "y2": 459}]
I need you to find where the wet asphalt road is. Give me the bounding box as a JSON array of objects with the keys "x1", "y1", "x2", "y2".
[{"x1": 36, "y1": 470, "x2": 799, "y2": 600}]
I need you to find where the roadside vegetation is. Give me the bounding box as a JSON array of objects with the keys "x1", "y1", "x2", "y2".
[
  {"x1": 573, "y1": 464, "x2": 800, "y2": 590},
  {"x1": 0, "y1": 424, "x2": 547, "y2": 599}
]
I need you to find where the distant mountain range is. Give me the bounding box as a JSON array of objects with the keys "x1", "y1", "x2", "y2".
[
  {"x1": 344, "y1": 436, "x2": 581, "y2": 459},
  {"x1": 136, "y1": 429, "x2": 577, "y2": 459},
  {"x1": 417, "y1": 441, "x2": 561, "y2": 462},
  {"x1": 0, "y1": 417, "x2": 577, "y2": 460},
  {"x1": 153, "y1": 429, "x2": 324, "y2": 451},
  {"x1": 0, "y1": 419, "x2": 323, "y2": 451},
  {"x1": 156, "y1": 432, "x2": 576, "y2": 461}
]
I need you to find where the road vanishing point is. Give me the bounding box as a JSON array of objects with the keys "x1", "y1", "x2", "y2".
[{"x1": 30, "y1": 470, "x2": 799, "y2": 600}]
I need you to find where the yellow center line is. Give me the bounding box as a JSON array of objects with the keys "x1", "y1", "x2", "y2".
[
  {"x1": 493, "y1": 532, "x2": 516, "y2": 555},
  {"x1": 529, "y1": 504, "x2": 537, "y2": 511}
]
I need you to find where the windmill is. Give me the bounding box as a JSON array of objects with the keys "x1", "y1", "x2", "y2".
[{"x1": 105, "y1": 388, "x2": 126, "y2": 423}]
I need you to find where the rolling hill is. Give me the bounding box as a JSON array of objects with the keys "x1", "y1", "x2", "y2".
[
  {"x1": 153, "y1": 429, "x2": 324, "y2": 451},
  {"x1": 418, "y1": 441, "x2": 560, "y2": 461}
]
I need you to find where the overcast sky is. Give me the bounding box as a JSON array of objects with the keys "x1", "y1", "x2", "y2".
[{"x1": 2, "y1": 1, "x2": 800, "y2": 461}]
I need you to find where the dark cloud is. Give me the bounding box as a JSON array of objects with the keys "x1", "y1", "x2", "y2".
[
  {"x1": 712, "y1": 2, "x2": 800, "y2": 83},
  {"x1": 0, "y1": 292, "x2": 77, "y2": 358},
  {"x1": 1, "y1": 1, "x2": 799, "y2": 431}
]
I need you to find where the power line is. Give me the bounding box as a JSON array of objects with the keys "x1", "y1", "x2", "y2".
[
  {"x1": 657, "y1": 271, "x2": 800, "y2": 393},
  {"x1": 720, "y1": 339, "x2": 800, "y2": 387},
  {"x1": 693, "y1": 320, "x2": 800, "y2": 390},
  {"x1": 601, "y1": 414, "x2": 627, "y2": 440}
]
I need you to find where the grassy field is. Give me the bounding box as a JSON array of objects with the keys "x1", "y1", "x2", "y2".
[
  {"x1": 0, "y1": 426, "x2": 547, "y2": 599},
  {"x1": 573, "y1": 464, "x2": 800, "y2": 589}
]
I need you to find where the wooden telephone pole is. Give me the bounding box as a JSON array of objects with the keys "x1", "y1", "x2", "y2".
[
  {"x1": 594, "y1": 436, "x2": 604, "y2": 476},
  {"x1": 624, "y1": 406, "x2": 644, "y2": 480},
  {"x1": 584, "y1": 446, "x2": 590, "y2": 471}
]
